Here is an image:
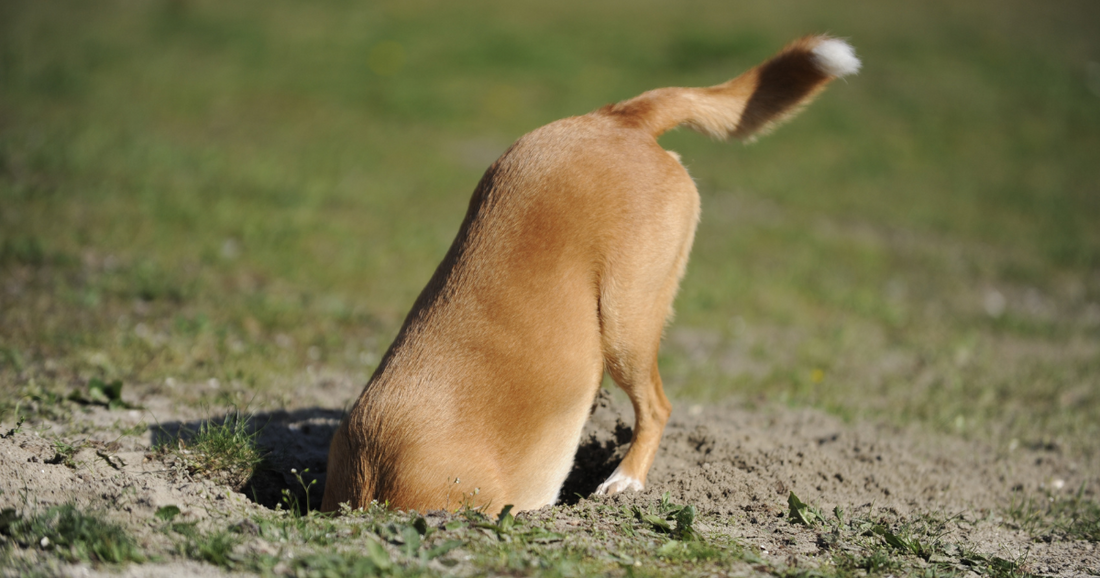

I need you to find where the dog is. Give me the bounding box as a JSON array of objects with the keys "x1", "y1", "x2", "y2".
[{"x1": 321, "y1": 35, "x2": 860, "y2": 514}]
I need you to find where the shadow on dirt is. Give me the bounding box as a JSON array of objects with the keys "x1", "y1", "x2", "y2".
[
  {"x1": 152, "y1": 408, "x2": 342, "y2": 513},
  {"x1": 152, "y1": 400, "x2": 632, "y2": 513},
  {"x1": 558, "y1": 421, "x2": 632, "y2": 505}
]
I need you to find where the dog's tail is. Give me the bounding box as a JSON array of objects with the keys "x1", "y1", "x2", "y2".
[{"x1": 600, "y1": 35, "x2": 860, "y2": 140}]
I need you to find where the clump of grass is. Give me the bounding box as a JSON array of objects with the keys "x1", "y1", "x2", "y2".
[
  {"x1": 834, "y1": 547, "x2": 902, "y2": 575},
  {"x1": 255, "y1": 549, "x2": 393, "y2": 577},
  {"x1": 1007, "y1": 487, "x2": 1100, "y2": 542},
  {"x1": 172, "y1": 523, "x2": 242, "y2": 569},
  {"x1": 156, "y1": 408, "x2": 264, "y2": 490},
  {"x1": 0, "y1": 382, "x2": 71, "y2": 425},
  {"x1": 0, "y1": 504, "x2": 143, "y2": 565},
  {"x1": 154, "y1": 501, "x2": 245, "y2": 569}
]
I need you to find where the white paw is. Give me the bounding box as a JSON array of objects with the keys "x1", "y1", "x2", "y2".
[{"x1": 594, "y1": 468, "x2": 643, "y2": 496}]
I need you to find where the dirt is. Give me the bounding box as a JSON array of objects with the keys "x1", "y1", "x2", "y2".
[
  {"x1": 573, "y1": 391, "x2": 1099, "y2": 575},
  {"x1": 1, "y1": 374, "x2": 1097, "y2": 576}
]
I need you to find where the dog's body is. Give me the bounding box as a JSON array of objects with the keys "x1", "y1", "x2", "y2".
[{"x1": 321, "y1": 36, "x2": 859, "y2": 514}]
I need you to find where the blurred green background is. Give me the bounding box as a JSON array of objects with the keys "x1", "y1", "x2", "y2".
[{"x1": 2, "y1": 0, "x2": 1098, "y2": 455}]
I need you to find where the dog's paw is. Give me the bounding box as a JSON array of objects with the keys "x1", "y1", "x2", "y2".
[{"x1": 594, "y1": 469, "x2": 644, "y2": 496}]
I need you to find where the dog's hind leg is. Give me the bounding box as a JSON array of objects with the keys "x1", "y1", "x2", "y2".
[
  {"x1": 593, "y1": 156, "x2": 700, "y2": 496},
  {"x1": 596, "y1": 355, "x2": 672, "y2": 495},
  {"x1": 595, "y1": 258, "x2": 688, "y2": 495}
]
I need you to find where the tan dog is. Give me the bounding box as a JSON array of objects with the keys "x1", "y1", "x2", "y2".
[{"x1": 321, "y1": 36, "x2": 860, "y2": 514}]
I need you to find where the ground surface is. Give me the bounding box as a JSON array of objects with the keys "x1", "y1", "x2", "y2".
[{"x1": 2, "y1": 380, "x2": 1097, "y2": 576}]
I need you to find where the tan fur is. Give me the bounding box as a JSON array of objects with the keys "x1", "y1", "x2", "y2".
[{"x1": 321, "y1": 35, "x2": 858, "y2": 514}]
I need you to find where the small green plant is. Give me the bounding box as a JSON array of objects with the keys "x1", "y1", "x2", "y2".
[
  {"x1": 155, "y1": 505, "x2": 182, "y2": 523},
  {"x1": 870, "y1": 524, "x2": 931, "y2": 559},
  {"x1": 0, "y1": 504, "x2": 143, "y2": 565},
  {"x1": 1, "y1": 416, "x2": 24, "y2": 439},
  {"x1": 45, "y1": 438, "x2": 85, "y2": 469},
  {"x1": 632, "y1": 492, "x2": 701, "y2": 542},
  {"x1": 464, "y1": 504, "x2": 562, "y2": 547},
  {"x1": 156, "y1": 408, "x2": 264, "y2": 490},
  {"x1": 280, "y1": 467, "x2": 318, "y2": 516},
  {"x1": 787, "y1": 491, "x2": 821, "y2": 526},
  {"x1": 67, "y1": 378, "x2": 139, "y2": 410}
]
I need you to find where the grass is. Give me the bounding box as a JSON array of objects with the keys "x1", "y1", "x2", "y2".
[
  {"x1": 45, "y1": 438, "x2": 85, "y2": 469},
  {"x1": 1, "y1": 0, "x2": 1097, "y2": 460},
  {"x1": 0, "y1": 490, "x2": 1064, "y2": 576},
  {"x1": 172, "y1": 524, "x2": 243, "y2": 569},
  {"x1": 0, "y1": 503, "x2": 143, "y2": 566},
  {"x1": 0, "y1": 0, "x2": 1097, "y2": 575},
  {"x1": 112, "y1": 493, "x2": 1047, "y2": 577},
  {"x1": 155, "y1": 408, "x2": 265, "y2": 490},
  {"x1": 1007, "y1": 487, "x2": 1100, "y2": 542},
  {"x1": 237, "y1": 495, "x2": 753, "y2": 576}
]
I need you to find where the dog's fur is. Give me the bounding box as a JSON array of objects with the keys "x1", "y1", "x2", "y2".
[{"x1": 321, "y1": 36, "x2": 860, "y2": 514}]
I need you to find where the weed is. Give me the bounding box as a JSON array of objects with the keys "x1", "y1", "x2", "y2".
[
  {"x1": 632, "y1": 491, "x2": 702, "y2": 542},
  {"x1": 787, "y1": 491, "x2": 822, "y2": 526},
  {"x1": 280, "y1": 467, "x2": 318, "y2": 516},
  {"x1": 0, "y1": 504, "x2": 143, "y2": 565},
  {"x1": 0, "y1": 416, "x2": 23, "y2": 439}
]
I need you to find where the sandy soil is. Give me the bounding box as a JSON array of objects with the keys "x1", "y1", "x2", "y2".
[
  {"x1": 1, "y1": 374, "x2": 1097, "y2": 576},
  {"x1": 575, "y1": 391, "x2": 1099, "y2": 576}
]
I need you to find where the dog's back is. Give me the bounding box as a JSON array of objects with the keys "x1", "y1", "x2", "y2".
[{"x1": 322, "y1": 36, "x2": 860, "y2": 513}]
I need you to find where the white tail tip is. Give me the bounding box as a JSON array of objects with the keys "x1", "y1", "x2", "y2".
[{"x1": 811, "y1": 38, "x2": 861, "y2": 77}]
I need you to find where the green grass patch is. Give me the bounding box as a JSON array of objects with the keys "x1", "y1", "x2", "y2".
[
  {"x1": 171, "y1": 523, "x2": 243, "y2": 569},
  {"x1": 238, "y1": 495, "x2": 754, "y2": 577},
  {"x1": 2, "y1": 0, "x2": 1097, "y2": 461},
  {"x1": 200, "y1": 493, "x2": 1047, "y2": 577},
  {"x1": 0, "y1": 503, "x2": 143, "y2": 565},
  {"x1": 155, "y1": 408, "x2": 265, "y2": 490},
  {"x1": 1008, "y1": 487, "x2": 1100, "y2": 542}
]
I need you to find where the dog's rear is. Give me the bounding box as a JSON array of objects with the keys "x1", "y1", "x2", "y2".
[{"x1": 322, "y1": 36, "x2": 859, "y2": 514}]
